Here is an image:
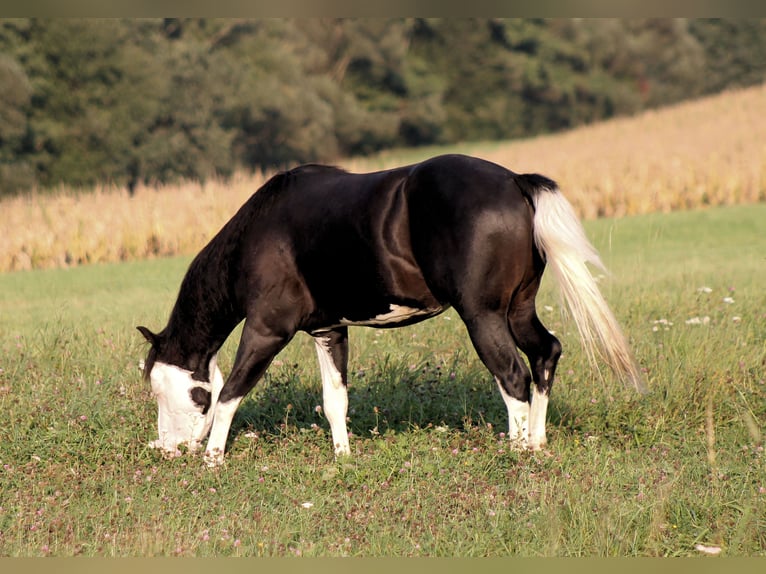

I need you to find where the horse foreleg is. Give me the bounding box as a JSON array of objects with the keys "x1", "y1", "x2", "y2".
[
  {"x1": 204, "y1": 397, "x2": 244, "y2": 467},
  {"x1": 314, "y1": 328, "x2": 351, "y2": 457},
  {"x1": 204, "y1": 322, "x2": 290, "y2": 467}
]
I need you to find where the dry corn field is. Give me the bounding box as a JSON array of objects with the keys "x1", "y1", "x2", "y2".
[{"x1": 2, "y1": 83, "x2": 765, "y2": 273}]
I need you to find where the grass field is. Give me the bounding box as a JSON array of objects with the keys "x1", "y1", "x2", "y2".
[{"x1": 1, "y1": 203, "x2": 764, "y2": 556}]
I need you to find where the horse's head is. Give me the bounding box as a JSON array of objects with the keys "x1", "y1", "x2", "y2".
[{"x1": 137, "y1": 326, "x2": 223, "y2": 456}]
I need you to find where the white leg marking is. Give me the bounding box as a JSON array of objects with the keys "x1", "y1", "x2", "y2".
[
  {"x1": 196, "y1": 356, "x2": 226, "y2": 449},
  {"x1": 528, "y1": 386, "x2": 549, "y2": 451},
  {"x1": 495, "y1": 377, "x2": 529, "y2": 449},
  {"x1": 315, "y1": 337, "x2": 350, "y2": 457},
  {"x1": 204, "y1": 397, "x2": 243, "y2": 467}
]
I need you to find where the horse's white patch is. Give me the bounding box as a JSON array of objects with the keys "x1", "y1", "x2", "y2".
[
  {"x1": 314, "y1": 336, "x2": 350, "y2": 456},
  {"x1": 528, "y1": 385, "x2": 549, "y2": 450},
  {"x1": 495, "y1": 377, "x2": 529, "y2": 448},
  {"x1": 149, "y1": 362, "x2": 209, "y2": 454},
  {"x1": 148, "y1": 357, "x2": 224, "y2": 456},
  {"x1": 340, "y1": 304, "x2": 439, "y2": 327}
]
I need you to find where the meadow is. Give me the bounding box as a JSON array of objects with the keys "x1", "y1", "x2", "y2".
[
  {"x1": 0, "y1": 201, "x2": 764, "y2": 556},
  {"x1": 1, "y1": 83, "x2": 765, "y2": 557}
]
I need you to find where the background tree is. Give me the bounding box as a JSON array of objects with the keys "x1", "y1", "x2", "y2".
[{"x1": 0, "y1": 18, "x2": 764, "y2": 197}]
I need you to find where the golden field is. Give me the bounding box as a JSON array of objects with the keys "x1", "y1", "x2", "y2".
[{"x1": 2, "y1": 83, "x2": 765, "y2": 272}]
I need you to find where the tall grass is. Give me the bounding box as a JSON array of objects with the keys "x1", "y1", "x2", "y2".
[
  {"x1": 1, "y1": 84, "x2": 765, "y2": 272},
  {"x1": 0, "y1": 204, "x2": 764, "y2": 556}
]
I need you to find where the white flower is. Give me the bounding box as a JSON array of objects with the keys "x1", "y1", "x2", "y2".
[
  {"x1": 723, "y1": 297, "x2": 735, "y2": 304},
  {"x1": 301, "y1": 502, "x2": 314, "y2": 509},
  {"x1": 694, "y1": 543, "x2": 722, "y2": 556},
  {"x1": 697, "y1": 286, "x2": 713, "y2": 294}
]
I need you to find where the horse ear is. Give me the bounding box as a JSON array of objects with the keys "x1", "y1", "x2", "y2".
[{"x1": 137, "y1": 326, "x2": 158, "y2": 346}]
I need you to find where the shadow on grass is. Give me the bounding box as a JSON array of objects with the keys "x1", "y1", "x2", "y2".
[{"x1": 230, "y1": 353, "x2": 583, "y2": 442}]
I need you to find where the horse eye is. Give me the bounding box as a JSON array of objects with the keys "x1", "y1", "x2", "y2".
[{"x1": 189, "y1": 386, "x2": 212, "y2": 415}]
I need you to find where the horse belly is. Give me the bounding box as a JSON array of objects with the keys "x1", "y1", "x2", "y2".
[{"x1": 339, "y1": 303, "x2": 446, "y2": 328}]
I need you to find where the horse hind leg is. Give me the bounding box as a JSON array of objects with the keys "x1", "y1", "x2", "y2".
[
  {"x1": 313, "y1": 327, "x2": 351, "y2": 457},
  {"x1": 459, "y1": 307, "x2": 533, "y2": 449},
  {"x1": 509, "y1": 301, "x2": 562, "y2": 450}
]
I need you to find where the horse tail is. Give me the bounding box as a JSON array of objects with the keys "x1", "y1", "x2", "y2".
[{"x1": 518, "y1": 174, "x2": 646, "y2": 393}]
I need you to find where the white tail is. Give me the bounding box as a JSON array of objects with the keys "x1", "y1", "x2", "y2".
[{"x1": 531, "y1": 184, "x2": 645, "y2": 392}]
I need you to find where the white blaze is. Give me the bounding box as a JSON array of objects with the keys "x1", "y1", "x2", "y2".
[{"x1": 148, "y1": 358, "x2": 222, "y2": 455}]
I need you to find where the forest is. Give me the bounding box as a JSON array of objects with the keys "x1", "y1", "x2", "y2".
[{"x1": 1, "y1": 18, "x2": 765, "y2": 195}]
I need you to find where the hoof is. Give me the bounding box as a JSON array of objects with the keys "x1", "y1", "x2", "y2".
[
  {"x1": 527, "y1": 434, "x2": 548, "y2": 452},
  {"x1": 204, "y1": 449, "x2": 224, "y2": 468},
  {"x1": 333, "y1": 444, "x2": 351, "y2": 458},
  {"x1": 148, "y1": 440, "x2": 182, "y2": 459},
  {"x1": 508, "y1": 438, "x2": 529, "y2": 452}
]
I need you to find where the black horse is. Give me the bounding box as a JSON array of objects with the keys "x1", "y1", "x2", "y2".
[{"x1": 138, "y1": 154, "x2": 643, "y2": 466}]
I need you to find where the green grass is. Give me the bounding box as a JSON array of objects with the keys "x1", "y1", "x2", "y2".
[{"x1": 0, "y1": 204, "x2": 764, "y2": 556}]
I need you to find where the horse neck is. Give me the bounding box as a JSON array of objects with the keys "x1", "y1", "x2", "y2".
[{"x1": 162, "y1": 260, "x2": 242, "y2": 371}]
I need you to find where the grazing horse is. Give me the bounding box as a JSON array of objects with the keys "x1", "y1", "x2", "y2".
[{"x1": 138, "y1": 154, "x2": 643, "y2": 466}]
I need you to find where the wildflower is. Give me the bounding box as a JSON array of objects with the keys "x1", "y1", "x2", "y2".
[
  {"x1": 732, "y1": 316, "x2": 742, "y2": 323},
  {"x1": 723, "y1": 297, "x2": 734, "y2": 304},
  {"x1": 697, "y1": 286, "x2": 713, "y2": 294},
  {"x1": 695, "y1": 544, "x2": 722, "y2": 556},
  {"x1": 301, "y1": 502, "x2": 314, "y2": 509},
  {"x1": 314, "y1": 405, "x2": 323, "y2": 414},
  {"x1": 233, "y1": 539, "x2": 241, "y2": 547},
  {"x1": 685, "y1": 316, "x2": 710, "y2": 325}
]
